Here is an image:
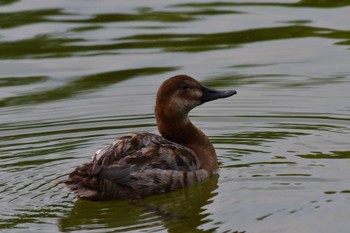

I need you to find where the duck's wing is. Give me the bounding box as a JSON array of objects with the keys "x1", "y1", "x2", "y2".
[
  {"x1": 88, "y1": 132, "x2": 199, "y2": 173},
  {"x1": 65, "y1": 133, "x2": 209, "y2": 200}
]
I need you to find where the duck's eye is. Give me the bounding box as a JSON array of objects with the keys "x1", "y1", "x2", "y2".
[{"x1": 181, "y1": 84, "x2": 191, "y2": 91}]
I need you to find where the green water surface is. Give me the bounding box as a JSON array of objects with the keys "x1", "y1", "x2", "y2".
[{"x1": 1, "y1": 0, "x2": 350, "y2": 232}]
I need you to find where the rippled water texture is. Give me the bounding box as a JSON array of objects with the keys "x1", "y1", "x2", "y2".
[{"x1": 1, "y1": 0, "x2": 350, "y2": 232}]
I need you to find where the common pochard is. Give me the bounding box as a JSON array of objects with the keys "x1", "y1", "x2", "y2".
[{"x1": 64, "y1": 75, "x2": 237, "y2": 200}]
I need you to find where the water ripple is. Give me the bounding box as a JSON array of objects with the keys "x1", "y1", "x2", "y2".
[{"x1": 1, "y1": 0, "x2": 350, "y2": 232}]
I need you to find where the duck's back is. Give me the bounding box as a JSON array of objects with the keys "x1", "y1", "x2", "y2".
[{"x1": 64, "y1": 133, "x2": 209, "y2": 200}]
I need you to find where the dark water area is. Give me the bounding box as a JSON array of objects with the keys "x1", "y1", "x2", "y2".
[{"x1": 1, "y1": 0, "x2": 350, "y2": 232}]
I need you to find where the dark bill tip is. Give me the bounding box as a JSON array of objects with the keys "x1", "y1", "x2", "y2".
[{"x1": 201, "y1": 85, "x2": 237, "y2": 103}]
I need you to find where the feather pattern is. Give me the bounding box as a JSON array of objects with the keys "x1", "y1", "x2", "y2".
[
  {"x1": 64, "y1": 75, "x2": 236, "y2": 201},
  {"x1": 65, "y1": 133, "x2": 209, "y2": 200}
]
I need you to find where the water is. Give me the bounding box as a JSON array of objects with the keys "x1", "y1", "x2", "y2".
[{"x1": 1, "y1": 0, "x2": 350, "y2": 232}]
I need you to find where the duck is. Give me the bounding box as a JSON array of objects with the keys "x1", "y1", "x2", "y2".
[{"x1": 64, "y1": 75, "x2": 237, "y2": 201}]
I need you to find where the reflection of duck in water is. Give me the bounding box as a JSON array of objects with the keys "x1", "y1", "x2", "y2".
[
  {"x1": 59, "y1": 176, "x2": 219, "y2": 232},
  {"x1": 64, "y1": 75, "x2": 236, "y2": 201}
]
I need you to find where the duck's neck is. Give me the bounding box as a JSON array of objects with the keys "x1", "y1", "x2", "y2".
[{"x1": 156, "y1": 112, "x2": 217, "y2": 174}]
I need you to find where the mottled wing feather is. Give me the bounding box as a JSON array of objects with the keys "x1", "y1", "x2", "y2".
[
  {"x1": 88, "y1": 134, "x2": 142, "y2": 174},
  {"x1": 98, "y1": 164, "x2": 131, "y2": 185},
  {"x1": 130, "y1": 168, "x2": 209, "y2": 196},
  {"x1": 90, "y1": 133, "x2": 199, "y2": 172},
  {"x1": 117, "y1": 144, "x2": 200, "y2": 171},
  {"x1": 65, "y1": 133, "x2": 209, "y2": 200}
]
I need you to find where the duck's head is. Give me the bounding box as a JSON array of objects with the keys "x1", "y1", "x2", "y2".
[{"x1": 155, "y1": 75, "x2": 237, "y2": 119}]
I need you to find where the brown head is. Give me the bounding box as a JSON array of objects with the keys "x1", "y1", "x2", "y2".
[
  {"x1": 155, "y1": 75, "x2": 236, "y2": 120},
  {"x1": 155, "y1": 75, "x2": 236, "y2": 140}
]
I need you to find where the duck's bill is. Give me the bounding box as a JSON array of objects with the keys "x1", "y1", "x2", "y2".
[{"x1": 200, "y1": 85, "x2": 237, "y2": 103}]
